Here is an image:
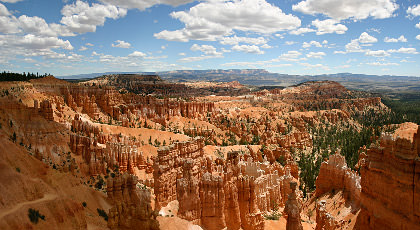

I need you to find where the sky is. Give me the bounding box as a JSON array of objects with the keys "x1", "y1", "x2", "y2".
[{"x1": 0, "y1": 0, "x2": 420, "y2": 77}]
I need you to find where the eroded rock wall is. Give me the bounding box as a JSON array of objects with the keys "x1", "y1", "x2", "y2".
[
  {"x1": 315, "y1": 151, "x2": 361, "y2": 208},
  {"x1": 356, "y1": 127, "x2": 420, "y2": 230},
  {"x1": 107, "y1": 173, "x2": 159, "y2": 230}
]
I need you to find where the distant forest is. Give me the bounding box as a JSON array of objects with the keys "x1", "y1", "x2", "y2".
[{"x1": 0, "y1": 71, "x2": 49, "y2": 82}]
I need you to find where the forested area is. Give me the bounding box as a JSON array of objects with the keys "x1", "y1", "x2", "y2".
[
  {"x1": 298, "y1": 103, "x2": 407, "y2": 196},
  {"x1": 0, "y1": 71, "x2": 49, "y2": 81}
]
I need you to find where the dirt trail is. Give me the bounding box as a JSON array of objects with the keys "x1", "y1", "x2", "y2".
[{"x1": 0, "y1": 194, "x2": 58, "y2": 220}]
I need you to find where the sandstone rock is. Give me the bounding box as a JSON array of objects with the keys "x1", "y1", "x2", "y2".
[
  {"x1": 315, "y1": 151, "x2": 361, "y2": 208},
  {"x1": 284, "y1": 181, "x2": 303, "y2": 230},
  {"x1": 107, "y1": 173, "x2": 160, "y2": 230},
  {"x1": 356, "y1": 127, "x2": 420, "y2": 230},
  {"x1": 177, "y1": 159, "x2": 201, "y2": 224},
  {"x1": 199, "y1": 172, "x2": 226, "y2": 230},
  {"x1": 315, "y1": 200, "x2": 343, "y2": 230}
]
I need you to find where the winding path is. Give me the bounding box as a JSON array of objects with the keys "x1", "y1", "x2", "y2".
[{"x1": 0, "y1": 194, "x2": 58, "y2": 220}]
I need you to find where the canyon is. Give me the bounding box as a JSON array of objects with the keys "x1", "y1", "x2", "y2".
[{"x1": 0, "y1": 74, "x2": 418, "y2": 230}]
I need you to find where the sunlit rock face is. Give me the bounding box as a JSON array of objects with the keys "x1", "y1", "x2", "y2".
[{"x1": 356, "y1": 126, "x2": 420, "y2": 230}]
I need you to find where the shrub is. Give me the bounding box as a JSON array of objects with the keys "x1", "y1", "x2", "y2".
[
  {"x1": 82, "y1": 202, "x2": 87, "y2": 207},
  {"x1": 28, "y1": 208, "x2": 45, "y2": 224}
]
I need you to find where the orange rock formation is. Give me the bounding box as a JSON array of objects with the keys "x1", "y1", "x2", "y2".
[
  {"x1": 107, "y1": 173, "x2": 159, "y2": 230},
  {"x1": 356, "y1": 126, "x2": 420, "y2": 230}
]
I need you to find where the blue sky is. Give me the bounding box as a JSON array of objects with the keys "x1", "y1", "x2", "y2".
[{"x1": 0, "y1": 0, "x2": 419, "y2": 76}]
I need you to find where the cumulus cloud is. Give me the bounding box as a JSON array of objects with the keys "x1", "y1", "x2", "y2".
[
  {"x1": 154, "y1": 0, "x2": 301, "y2": 42},
  {"x1": 292, "y1": 0, "x2": 398, "y2": 20},
  {"x1": 128, "y1": 51, "x2": 147, "y2": 57},
  {"x1": 0, "y1": 34, "x2": 73, "y2": 50},
  {"x1": 306, "y1": 51, "x2": 326, "y2": 59},
  {"x1": 112, "y1": 40, "x2": 132, "y2": 48},
  {"x1": 98, "y1": 0, "x2": 195, "y2": 11},
  {"x1": 367, "y1": 62, "x2": 399, "y2": 66},
  {"x1": 79, "y1": 46, "x2": 88, "y2": 51},
  {"x1": 271, "y1": 50, "x2": 304, "y2": 62},
  {"x1": 358, "y1": 32, "x2": 378, "y2": 43},
  {"x1": 365, "y1": 50, "x2": 390, "y2": 57},
  {"x1": 300, "y1": 62, "x2": 330, "y2": 70},
  {"x1": 60, "y1": 0, "x2": 127, "y2": 34},
  {"x1": 0, "y1": 2, "x2": 10, "y2": 16},
  {"x1": 407, "y1": 4, "x2": 420, "y2": 17},
  {"x1": 191, "y1": 44, "x2": 222, "y2": 56},
  {"x1": 232, "y1": 44, "x2": 264, "y2": 54},
  {"x1": 388, "y1": 47, "x2": 418, "y2": 54},
  {"x1": 312, "y1": 19, "x2": 347, "y2": 35},
  {"x1": 261, "y1": 44, "x2": 272, "y2": 49},
  {"x1": 178, "y1": 55, "x2": 223, "y2": 62},
  {"x1": 384, "y1": 35, "x2": 407, "y2": 43},
  {"x1": 285, "y1": 41, "x2": 297, "y2": 45},
  {"x1": 336, "y1": 32, "x2": 379, "y2": 54},
  {"x1": 220, "y1": 36, "x2": 267, "y2": 45},
  {"x1": 416, "y1": 35, "x2": 420, "y2": 40},
  {"x1": 302, "y1": 41, "x2": 322, "y2": 48},
  {"x1": 289, "y1": 27, "x2": 315, "y2": 35},
  {"x1": 416, "y1": 22, "x2": 420, "y2": 29}
]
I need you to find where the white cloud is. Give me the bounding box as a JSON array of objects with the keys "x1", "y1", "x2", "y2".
[
  {"x1": 365, "y1": 50, "x2": 390, "y2": 57},
  {"x1": 384, "y1": 35, "x2": 407, "y2": 43},
  {"x1": 79, "y1": 46, "x2": 88, "y2": 51},
  {"x1": 416, "y1": 22, "x2": 420, "y2": 29},
  {"x1": 271, "y1": 50, "x2": 304, "y2": 62},
  {"x1": 281, "y1": 51, "x2": 302, "y2": 59},
  {"x1": 60, "y1": 1, "x2": 127, "y2": 34},
  {"x1": 289, "y1": 27, "x2": 315, "y2": 35},
  {"x1": 407, "y1": 4, "x2": 420, "y2": 17},
  {"x1": 311, "y1": 19, "x2": 347, "y2": 35},
  {"x1": 285, "y1": 41, "x2": 297, "y2": 45},
  {"x1": 300, "y1": 62, "x2": 330, "y2": 70},
  {"x1": 85, "y1": 43, "x2": 94, "y2": 46},
  {"x1": 367, "y1": 62, "x2": 399, "y2": 66},
  {"x1": 306, "y1": 51, "x2": 326, "y2": 59},
  {"x1": 179, "y1": 52, "x2": 186, "y2": 56},
  {"x1": 401, "y1": 59, "x2": 414, "y2": 63},
  {"x1": 0, "y1": 16, "x2": 20, "y2": 34},
  {"x1": 154, "y1": 0, "x2": 301, "y2": 42},
  {"x1": 344, "y1": 39, "x2": 364, "y2": 53},
  {"x1": 98, "y1": 0, "x2": 195, "y2": 11},
  {"x1": 292, "y1": 0, "x2": 398, "y2": 20},
  {"x1": 0, "y1": 34, "x2": 73, "y2": 50},
  {"x1": 388, "y1": 47, "x2": 418, "y2": 54},
  {"x1": 302, "y1": 40, "x2": 322, "y2": 48},
  {"x1": 232, "y1": 44, "x2": 264, "y2": 54},
  {"x1": 416, "y1": 35, "x2": 420, "y2": 40},
  {"x1": 191, "y1": 44, "x2": 222, "y2": 56},
  {"x1": 261, "y1": 44, "x2": 272, "y2": 49},
  {"x1": 112, "y1": 40, "x2": 131, "y2": 48},
  {"x1": 0, "y1": 3, "x2": 10, "y2": 16},
  {"x1": 336, "y1": 32, "x2": 379, "y2": 54},
  {"x1": 128, "y1": 51, "x2": 147, "y2": 57},
  {"x1": 18, "y1": 15, "x2": 74, "y2": 37},
  {"x1": 179, "y1": 55, "x2": 223, "y2": 62},
  {"x1": 358, "y1": 32, "x2": 377, "y2": 43},
  {"x1": 384, "y1": 35, "x2": 407, "y2": 42},
  {"x1": 220, "y1": 36, "x2": 267, "y2": 45}
]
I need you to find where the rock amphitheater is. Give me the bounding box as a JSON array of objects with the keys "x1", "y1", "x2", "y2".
[{"x1": 0, "y1": 76, "x2": 418, "y2": 230}]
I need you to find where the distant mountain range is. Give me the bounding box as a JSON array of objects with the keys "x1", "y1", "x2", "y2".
[{"x1": 58, "y1": 69, "x2": 420, "y2": 93}]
